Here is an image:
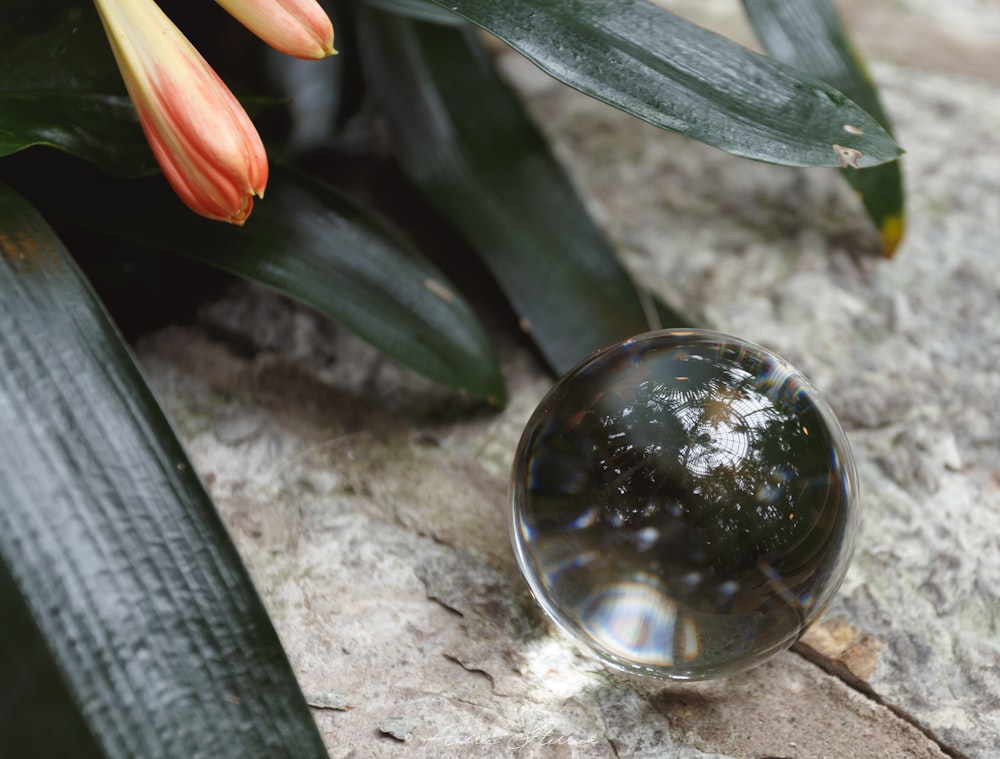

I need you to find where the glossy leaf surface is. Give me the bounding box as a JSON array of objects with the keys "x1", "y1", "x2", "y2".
[
  {"x1": 358, "y1": 11, "x2": 688, "y2": 374},
  {"x1": 7, "y1": 160, "x2": 506, "y2": 403},
  {"x1": 0, "y1": 4, "x2": 155, "y2": 175},
  {"x1": 0, "y1": 2, "x2": 277, "y2": 178},
  {"x1": 743, "y1": 0, "x2": 905, "y2": 255},
  {"x1": 362, "y1": 0, "x2": 462, "y2": 25},
  {"x1": 0, "y1": 183, "x2": 328, "y2": 758},
  {"x1": 415, "y1": 0, "x2": 902, "y2": 168}
]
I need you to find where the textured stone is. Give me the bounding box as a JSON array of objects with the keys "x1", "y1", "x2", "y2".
[
  {"x1": 796, "y1": 616, "x2": 886, "y2": 687},
  {"x1": 135, "y1": 2, "x2": 999, "y2": 756},
  {"x1": 498, "y1": 3, "x2": 1000, "y2": 753}
]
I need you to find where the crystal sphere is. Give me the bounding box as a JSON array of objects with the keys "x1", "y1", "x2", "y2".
[{"x1": 510, "y1": 329, "x2": 859, "y2": 680}]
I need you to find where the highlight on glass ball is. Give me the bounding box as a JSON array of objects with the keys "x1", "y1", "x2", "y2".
[{"x1": 510, "y1": 329, "x2": 859, "y2": 681}]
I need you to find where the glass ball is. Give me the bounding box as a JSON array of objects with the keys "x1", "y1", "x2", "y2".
[{"x1": 510, "y1": 329, "x2": 859, "y2": 680}]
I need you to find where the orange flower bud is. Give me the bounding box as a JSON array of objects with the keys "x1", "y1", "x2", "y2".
[
  {"x1": 94, "y1": 0, "x2": 268, "y2": 225},
  {"x1": 215, "y1": 0, "x2": 336, "y2": 59}
]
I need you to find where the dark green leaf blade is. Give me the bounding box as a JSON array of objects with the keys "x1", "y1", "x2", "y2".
[
  {"x1": 0, "y1": 555, "x2": 104, "y2": 756},
  {"x1": 743, "y1": 0, "x2": 905, "y2": 256},
  {"x1": 415, "y1": 0, "x2": 901, "y2": 168},
  {"x1": 357, "y1": 10, "x2": 690, "y2": 374},
  {"x1": 11, "y1": 160, "x2": 505, "y2": 404},
  {"x1": 0, "y1": 4, "x2": 157, "y2": 176},
  {"x1": 0, "y1": 183, "x2": 328, "y2": 758},
  {"x1": 362, "y1": 0, "x2": 463, "y2": 25}
]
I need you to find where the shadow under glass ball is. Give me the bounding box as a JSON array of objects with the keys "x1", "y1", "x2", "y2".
[{"x1": 510, "y1": 329, "x2": 859, "y2": 680}]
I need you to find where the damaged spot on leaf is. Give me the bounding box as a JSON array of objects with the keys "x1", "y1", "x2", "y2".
[
  {"x1": 423, "y1": 277, "x2": 455, "y2": 303},
  {"x1": 832, "y1": 144, "x2": 864, "y2": 169},
  {"x1": 0, "y1": 231, "x2": 62, "y2": 272},
  {"x1": 842, "y1": 124, "x2": 865, "y2": 136}
]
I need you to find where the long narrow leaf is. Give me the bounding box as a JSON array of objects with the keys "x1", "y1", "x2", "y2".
[
  {"x1": 0, "y1": 558, "x2": 104, "y2": 756},
  {"x1": 6, "y1": 160, "x2": 505, "y2": 404},
  {"x1": 357, "y1": 10, "x2": 688, "y2": 373},
  {"x1": 413, "y1": 0, "x2": 901, "y2": 168},
  {"x1": 0, "y1": 183, "x2": 328, "y2": 758},
  {"x1": 0, "y1": 3, "x2": 155, "y2": 175},
  {"x1": 743, "y1": 0, "x2": 905, "y2": 256},
  {"x1": 0, "y1": 3, "x2": 278, "y2": 178},
  {"x1": 362, "y1": 0, "x2": 462, "y2": 25}
]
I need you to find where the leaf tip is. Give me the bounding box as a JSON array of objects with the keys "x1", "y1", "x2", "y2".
[{"x1": 880, "y1": 213, "x2": 905, "y2": 258}]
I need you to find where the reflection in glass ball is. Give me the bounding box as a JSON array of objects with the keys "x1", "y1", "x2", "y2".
[{"x1": 510, "y1": 329, "x2": 859, "y2": 680}]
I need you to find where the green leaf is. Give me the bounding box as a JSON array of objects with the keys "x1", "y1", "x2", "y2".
[
  {"x1": 0, "y1": 183, "x2": 328, "y2": 758},
  {"x1": 414, "y1": 0, "x2": 901, "y2": 168},
  {"x1": 0, "y1": 3, "x2": 286, "y2": 177},
  {"x1": 743, "y1": 0, "x2": 905, "y2": 256},
  {"x1": 7, "y1": 158, "x2": 505, "y2": 404},
  {"x1": 356, "y1": 10, "x2": 690, "y2": 374},
  {"x1": 361, "y1": 0, "x2": 463, "y2": 25},
  {"x1": 0, "y1": 4, "x2": 157, "y2": 176}
]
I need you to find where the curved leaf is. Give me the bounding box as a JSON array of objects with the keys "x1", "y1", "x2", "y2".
[
  {"x1": 0, "y1": 183, "x2": 328, "y2": 758},
  {"x1": 7, "y1": 158, "x2": 505, "y2": 404},
  {"x1": 0, "y1": 4, "x2": 156, "y2": 176},
  {"x1": 0, "y1": 3, "x2": 277, "y2": 178},
  {"x1": 415, "y1": 0, "x2": 901, "y2": 168},
  {"x1": 743, "y1": 0, "x2": 905, "y2": 256},
  {"x1": 357, "y1": 10, "x2": 690, "y2": 374},
  {"x1": 362, "y1": 0, "x2": 463, "y2": 25}
]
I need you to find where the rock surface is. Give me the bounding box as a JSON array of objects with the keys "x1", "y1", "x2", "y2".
[{"x1": 137, "y1": 2, "x2": 999, "y2": 756}]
